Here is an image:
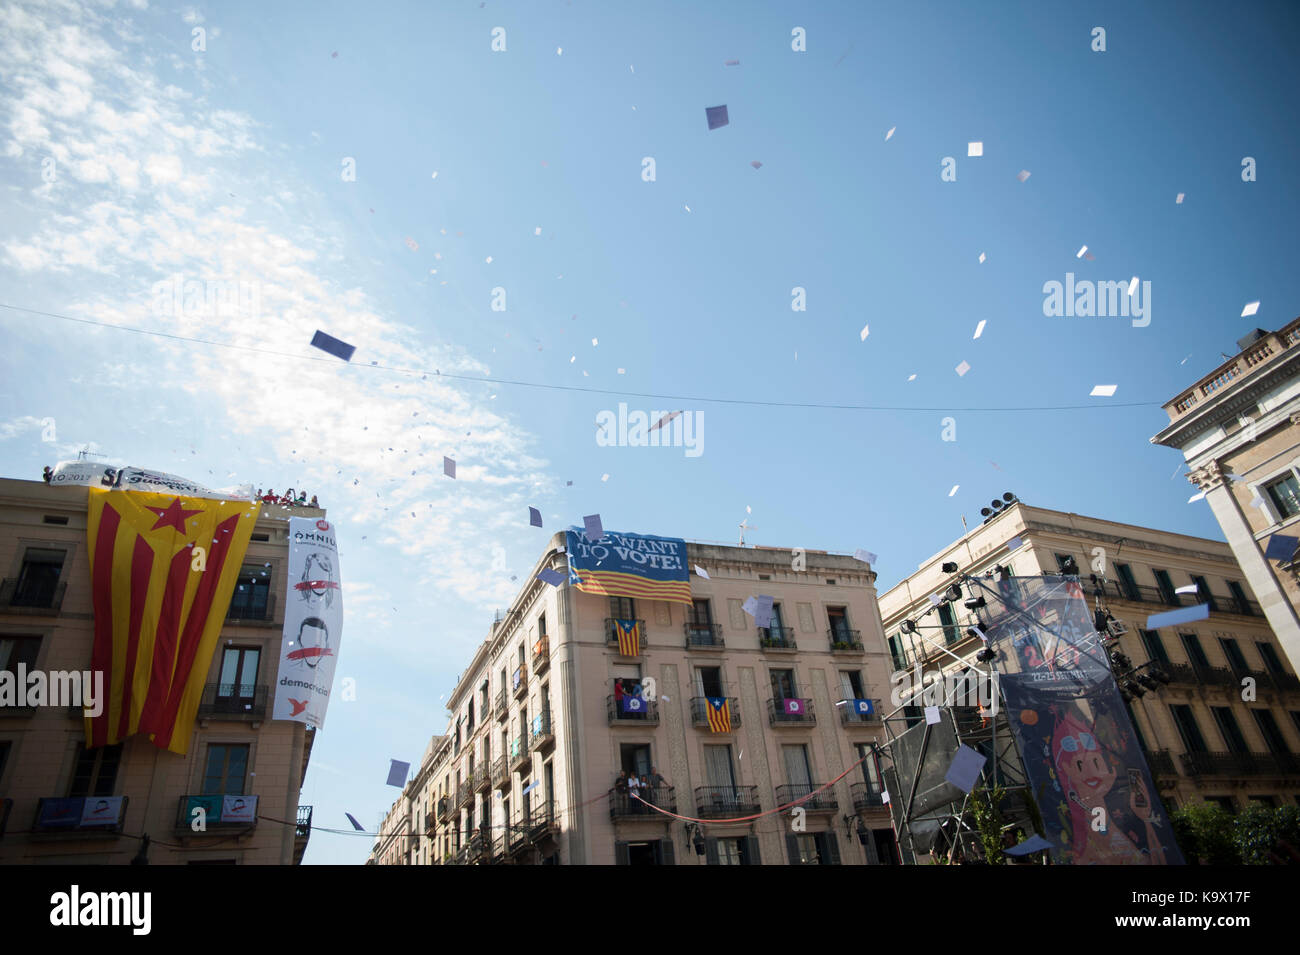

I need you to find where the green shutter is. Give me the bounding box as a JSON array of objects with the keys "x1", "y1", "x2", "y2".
[
  {"x1": 615, "y1": 841, "x2": 629, "y2": 865},
  {"x1": 744, "y1": 835, "x2": 761, "y2": 865},
  {"x1": 786, "y1": 833, "x2": 802, "y2": 865},
  {"x1": 705, "y1": 837, "x2": 719, "y2": 865},
  {"x1": 659, "y1": 838, "x2": 675, "y2": 865},
  {"x1": 822, "y1": 831, "x2": 842, "y2": 865}
]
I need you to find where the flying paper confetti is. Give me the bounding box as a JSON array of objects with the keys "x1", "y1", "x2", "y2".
[
  {"x1": 1007, "y1": 536, "x2": 1023, "y2": 550},
  {"x1": 1017, "y1": 170, "x2": 1031, "y2": 182},
  {"x1": 529, "y1": 507, "x2": 542, "y2": 528},
  {"x1": 310, "y1": 330, "x2": 356, "y2": 362},
  {"x1": 650, "y1": 411, "x2": 682, "y2": 432},
  {"x1": 1090, "y1": 384, "x2": 1117, "y2": 397},
  {"x1": 973, "y1": 320, "x2": 986, "y2": 339},
  {"x1": 1145, "y1": 604, "x2": 1209, "y2": 629},
  {"x1": 1188, "y1": 490, "x2": 1206, "y2": 503},
  {"x1": 955, "y1": 360, "x2": 971, "y2": 377},
  {"x1": 695, "y1": 565, "x2": 710, "y2": 579},
  {"x1": 1264, "y1": 534, "x2": 1299, "y2": 561},
  {"x1": 907, "y1": 374, "x2": 917, "y2": 381},
  {"x1": 705, "y1": 105, "x2": 729, "y2": 129},
  {"x1": 386, "y1": 760, "x2": 410, "y2": 788},
  {"x1": 583, "y1": 514, "x2": 604, "y2": 542},
  {"x1": 1127, "y1": 276, "x2": 1139, "y2": 297},
  {"x1": 443, "y1": 456, "x2": 456, "y2": 478},
  {"x1": 724, "y1": 59, "x2": 739, "y2": 66},
  {"x1": 1176, "y1": 193, "x2": 1185, "y2": 204},
  {"x1": 853, "y1": 549, "x2": 878, "y2": 565},
  {"x1": 978, "y1": 252, "x2": 986, "y2": 264},
  {"x1": 750, "y1": 160, "x2": 762, "y2": 169},
  {"x1": 537, "y1": 568, "x2": 565, "y2": 587},
  {"x1": 945, "y1": 745, "x2": 987, "y2": 794},
  {"x1": 1174, "y1": 584, "x2": 1199, "y2": 595},
  {"x1": 860, "y1": 324, "x2": 870, "y2": 341},
  {"x1": 1076, "y1": 245, "x2": 1088, "y2": 259},
  {"x1": 885, "y1": 126, "x2": 896, "y2": 140},
  {"x1": 345, "y1": 813, "x2": 364, "y2": 831},
  {"x1": 925, "y1": 706, "x2": 942, "y2": 725},
  {"x1": 1242, "y1": 301, "x2": 1260, "y2": 317},
  {"x1": 405, "y1": 237, "x2": 419, "y2": 251},
  {"x1": 948, "y1": 485, "x2": 960, "y2": 497},
  {"x1": 601, "y1": 473, "x2": 610, "y2": 482},
  {"x1": 967, "y1": 142, "x2": 983, "y2": 157}
]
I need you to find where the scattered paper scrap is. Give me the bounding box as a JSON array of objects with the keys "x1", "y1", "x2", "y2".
[
  {"x1": 860, "y1": 323, "x2": 870, "y2": 341},
  {"x1": 650, "y1": 411, "x2": 682, "y2": 432},
  {"x1": 1264, "y1": 534, "x2": 1298, "y2": 561},
  {"x1": 583, "y1": 514, "x2": 604, "y2": 542},
  {"x1": 955, "y1": 360, "x2": 971, "y2": 377},
  {"x1": 601, "y1": 473, "x2": 610, "y2": 482},
  {"x1": 1017, "y1": 170, "x2": 1031, "y2": 182},
  {"x1": 386, "y1": 760, "x2": 410, "y2": 788},
  {"x1": 967, "y1": 142, "x2": 983, "y2": 157},
  {"x1": 1090, "y1": 384, "x2": 1117, "y2": 397},
  {"x1": 1145, "y1": 604, "x2": 1210, "y2": 629},
  {"x1": 537, "y1": 568, "x2": 565, "y2": 587},
  {"x1": 528, "y1": 507, "x2": 542, "y2": 528},
  {"x1": 1175, "y1": 193, "x2": 1185, "y2": 204},
  {"x1": 695, "y1": 565, "x2": 710, "y2": 579},
  {"x1": 925, "y1": 706, "x2": 942, "y2": 725},
  {"x1": 853, "y1": 549, "x2": 878, "y2": 565},
  {"x1": 1007, "y1": 536, "x2": 1023, "y2": 551},
  {"x1": 945, "y1": 744, "x2": 987, "y2": 794},
  {"x1": 948, "y1": 485, "x2": 960, "y2": 497},
  {"x1": 1174, "y1": 584, "x2": 1198, "y2": 595},
  {"x1": 345, "y1": 812, "x2": 365, "y2": 831},
  {"x1": 1076, "y1": 245, "x2": 1088, "y2": 259},
  {"x1": 443, "y1": 456, "x2": 455, "y2": 478},
  {"x1": 885, "y1": 126, "x2": 896, "y2": 140},
  {"x1": 1127, "y1": 276, "x2": 1139, "y2": 297},
  {"x1": 1242, "y1": 301, "x2": 1260, "y2": 318},
  {"x1": 973, "y1": 320, "x2": 986, "y2": 339},
  {"x1": 706, "y1": 105, "x2": 729, "y2": 130},
  {"x1": 724, "y1": 59, "x2": 739, "y2": 66},
  {"x1": 978, "y1": 252, "x2": 986, "y2": 264},
  {"x1": 405, "y1": 237, "x2": 419, "y2": 251},
  {"x1": 1188, "y1": 490, "x2": 1206, "y2": 503},
  {"x1": 310, "y1": 330, "x2": 356, "y2": 362}
]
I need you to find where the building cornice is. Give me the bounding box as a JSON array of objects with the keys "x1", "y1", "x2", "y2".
[{"x1": 1152, "y1": 346, "x2": 1300, "y2": 449}]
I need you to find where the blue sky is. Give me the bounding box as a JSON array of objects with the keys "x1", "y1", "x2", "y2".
[{"x1": 1, "y1": 0, "x2": 1298, "y2": 863}]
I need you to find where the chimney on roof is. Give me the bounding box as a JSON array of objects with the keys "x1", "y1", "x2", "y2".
[{"x1": 1236, "y1": 329, "x2": 1268, "y2": 352}]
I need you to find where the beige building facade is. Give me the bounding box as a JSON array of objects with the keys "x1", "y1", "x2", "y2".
[
  {"x1": 0, "y1": 476, "x2": 315, "y2": 864},
  {"x1": 878, "y1": 500, "x2": 1300, "y2": 815},
  {"x1": 1153, "y1": 317, "x2": 1300, "y2": 675},
  {"x1": 381, "y1": 534, "x2": 900, "y2": 865}
]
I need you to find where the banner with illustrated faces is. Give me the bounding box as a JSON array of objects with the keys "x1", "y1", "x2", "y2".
[
  {"x1": 272, "y1": 517, "x2": 344, "y2": 729},
  {"x1": 981, "y1": 576, "x2": 1184, "y2": 865}
]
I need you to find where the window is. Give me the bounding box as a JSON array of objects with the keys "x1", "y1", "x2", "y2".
[
  {"x1": 787, "y1": 831, "x2": 841, "y2": 865},
  {"x1": 840, "y1": 670, "x2": 865, "y2": 699},
  {"x1": 769, "y1": 668, "x2": 796, "y2": 700},
  {"x1": 694, "y1": 666, "x2": 723, "y2": 698},
  {"x1": 1219, "y1": 638, "x2": 1248, "y2": 673},
  {"x1": 703, "y1": 744, "x2": 737, "y2": 791},
  {"x1": 1170, "y1": 705, "x2": 1208, "y2": 753},
  {"x1": 615, "y1": 840, "x2": 674, "y2": 865},
  {"x1": 1153, "y1": 569, "x2": 1178, "y2": 606},
  {"x1": 1180, "y1": 632, "x2": 1210, "y2": 670},
  {"x1": 782, "y1": 744, "x2": 813, "y2": 788},
  {"x1": 1122, "y1": 699, "x2": 1149, "y2": 752},
  {"x1": 68, "y1": 743, "x2": 123, "y2": 797},
  {"x1": 1206, "y1": 796, "x2": 1236, "y2": 814},
  {"x1": 538, "y1": 613, "x2": 546, "y2": 638},
  {"x1": 706, "y1": 836, "x2": 760, "y2": 865},
  {"x1": 1192, "y1": 576, "x2": 1218, "y2": 613},
  {"x1": 217, "y1": 646, "x2": 260, "y2": 702},
  {"x1": 1258, "y1": 642, "x2": 1289, "y2": 676},
  {"x1": 1139, "y1": 629, "x2": 1169, "y2": 664},
  {"x1": 1228, "y1": 581, "x2": 1254, "y2": 616},
  {"x1": 937, "y1": 603, "x2": 960, "y2": 644},
  {"x1": 609, "y1": 596, "x2": 636, "y2": 619},
  {"x1": 202, "y1": 743, "x2": 249, "y2": 794},
  {"x1": 888, "y1": 634, "x2": 907, "y2": 670},
  {"x1": 1116, "y1": 563, "x2": 1140, "y2": 601},
  {"x1": 1055, "y1": 553, "x2": 1075, "y2": 573},
  {"x1": 688, "y1": 599, "x2": 712, "y2": 626},
  {"x1": 11, "y1": 548, "x2": 65, "y2": 608},
  {"x1": 1265, "y1": 473, "x2": 1300, "y2": 519},
  {"x1": 856, "y1": 742, "x2": 883, "y2": 789},
  {"x1": 1212, "y1": 708, "x2": 1248, "y2": 753},
  {"x1": 228, "y1": 564, "x2": 271, "y2": 619},
  {"x1": 467, "y1": 699, "x2": 475, "y2": 732},
  {"x1": 827, "y1": 607, "x2": 850, "y2": 638},
  {"x1": 0, "y1": 635, "x2": 41, "y2": 677},
  {"x1": 0, "y1": 740, "x2": 10, "y2": 783},
  {"x1": 1252, "y1": 710, "x2": 1290, "y2": 754}
]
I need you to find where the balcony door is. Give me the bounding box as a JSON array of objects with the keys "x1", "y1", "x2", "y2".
[
  {"x1": 202, "y1": 743, "x2": 250, "y2": 794},
  {"x1": 770, "y1": 668, "x2": 796, "y2": 700},
  {"x1": 856, "y1": 742, "x2": 881, "y2": 790},
  {"x1": 694, "y1": 666, "x2": 723, "y2": 699},
  {"x1": 620, "y1": 743, "x2": 651, "y2": 779},
  {"x1": 217, "y1": 646, "x2": 260, "y2": 710},
  {"x1": 704, "y1": 744, "x2": 737, "y2": 799},
  {"x1": 828, "y1": 607, "x2": 850, "y2": 639},
  {"x1": 1180, "y1": 633, "x2": 1211, "y2": 671},
  {"x1": 13, "y1": 548, "x2": 64, "y2": 608},
  {"x1": 782, "y1": 744, "x2": 812, "y2": 789}
]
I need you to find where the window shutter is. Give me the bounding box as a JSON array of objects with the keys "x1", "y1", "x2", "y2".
[
  {"x1": 786, "y1": 834, "x2": 802, "y2": 865},
  {"x1": 659, "y1": 839, "x2": 675, "y2": 866},
  {"x1": 705, "y1": 837, "x2": 719, "y2": 865},
  {"x1": 615, "y1": 841, "x2": 630, "y2": 865},
  {"x1": 745, "y1": 835, "x2": 762, "y2": 865},
  {"x1": 823, "y1": 831, "x2": 842, "y2": 865}
]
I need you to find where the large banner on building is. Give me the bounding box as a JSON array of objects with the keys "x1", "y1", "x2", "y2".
[
  {"x1": 85, "y1": 487, "x2": 261, "y2": 754},
  {"x1": 52, "y1": 460, "x2": 253, "y2": 500},
  {"x1": 272, "y1": 517, "x2": 344, "y2": 729},
  {"x1": 984, "y1": 576, "x2": 1183, "y2": 865},
  {"x1": 565, "y1": 529, "x2": 692, "y2": 605}
]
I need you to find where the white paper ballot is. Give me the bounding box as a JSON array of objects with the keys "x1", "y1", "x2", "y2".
[{"x1": 925, "y1": 705, "x2": 942, "y2": 725}]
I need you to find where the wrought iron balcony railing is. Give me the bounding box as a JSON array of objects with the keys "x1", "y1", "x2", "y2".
[
  {"x1": 197, "y1": 682, "x2": 269, "y2": 719},
  {"x1": 1178, "y1": 750, "x2": 1300, "y2": 777},
  {"x1": 607, "y1": 694, "x2": 659, "y2": 724},
  {"x1": 768, "y1": 697, "x2": 815, "y2": 726},
  {"x1": 684, "y1": 623, "x2": 724, "y2": 649},
  {"x1": 295, "y1": 805, "x2": 313, "y2": 838},
  {"x1": 491, "y1": 756, "x2": 509, "y2": 790},
  {"x1": 776, "y1": 783, "x2": 837, "y2": 812},
  {"x1": 828, "y1": 629, "x2": 864, "y2": 652},
  {"x1": 695, "y1": 785, "x2": 760, "y2": 819},
  {"x1": 838, "y1": 699, "x2": 880, "y2": 724},
  {"x1": 494, "y1": 687, "x2": 508, "y2": 721},
  {"x1": 1145, "y1": 750, "x2": 1178, "y2": 777},
  {"x1": 533, "y1": 636, "x2": 551, "y2": 673},
  {"x1": 0, "y1": 578, "x2": 67, "y2": 613},
  {"x1": 610, "y1": 786, "x2": 676, "y2": 819},
  {"x1": 226, "y1": 592, "x2": 277, "y2": 624},
  {"x1": 759, "y1": 627, "x2": 797, "y2": 650},
  {"x1": 530, "y1": 710, "x2": 555, "y2": 753},
  {"x1": 689, "y1": 696, "x2": 742, "y2": 729},
  {"x1": 850, "y1": 782, "x2": 888, "y2": 810}
]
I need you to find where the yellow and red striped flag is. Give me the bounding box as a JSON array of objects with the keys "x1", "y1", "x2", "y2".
[
  {"x1": 613, "y1": 618, "x2": 641, "y2": 657},
  {"x1": 85, "y1": 488, "x2": 260, "y2": 754},
  {"x1": 706, "y1": 696, "x2": 732, "y2": 733}
]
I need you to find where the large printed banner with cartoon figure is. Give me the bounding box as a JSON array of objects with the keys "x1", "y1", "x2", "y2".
[
  {"x1": 983, "y1": 575, "x2": 1183, "y2": 865},
  {"x1": 272, "y1": 517, "x2": 344, "y2": 729}
]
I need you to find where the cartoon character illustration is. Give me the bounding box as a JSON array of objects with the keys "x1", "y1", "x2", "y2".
[
  {"x1": 296, "y1": 552, "x2": 336, "y2": 613},
  {"x1": 1051, "y1": 710, "x2": 1166, "y2": 865},
  {"x1": 286, "y1": 616, "x2": 332, "y2": 669}
]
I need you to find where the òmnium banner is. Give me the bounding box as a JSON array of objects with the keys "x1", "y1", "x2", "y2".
[{"x1": 272, "y1": 517, "x2": 344, "y2": 729}]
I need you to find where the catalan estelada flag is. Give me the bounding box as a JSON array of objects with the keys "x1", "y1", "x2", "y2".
[
  {"x1": 85, "y1": 487, "x2": 260, "y2": 755},
  {"x1": 613, "y1": 618, "x2": 641, "y2": 656},
  {"x1": 706, "y1": 696, "x2": 732, "y2": 733}
]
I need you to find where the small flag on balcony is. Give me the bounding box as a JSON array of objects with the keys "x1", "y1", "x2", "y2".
[
  {"x1": 782, "y1": 698, "x2": 805, "y2": 716},
  {"x1": 706, "y1": 696, "x2": 732, "y2": 732},
  {"x1": 613, "y1": 618, "x2": 641, "y2": 656},
  {"x1": 621, "y1": 694, "x2": 646, "y2": 714},
  {"x1": 853, "y1": 699, "x2": 873, "y2": 716}
]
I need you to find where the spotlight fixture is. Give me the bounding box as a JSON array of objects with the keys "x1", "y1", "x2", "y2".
[
  {"x1": 995, "y1": 564, "x2": 1011, "y2": 581},
  {"x1": 980, "y1": 507, "x2": 992, "y2": 517},
  {"x1": 1137, "y1": 674, "x2": 1159, "y2": 690},
  {"x1": 1151, "y1": 667, "x2": 1172, "y2": 685},
  {"x1": 990, "y1": 499, "x2": 1003, "y2": 511},
  {"x1": 944, "y1": 584, "x2": 963, "y2": 602},
  {"x1": 1059, "y1": 556, "x2": 1079, "y2": 577},
  {"x1": 964, "y1": 595, "x2": 987, "y2": 611},
  {"x1": 941, "y1": 561, "x2": 959, "y2": 574},
  {"x1": 855, "y1": 818, "x2": 870, "y2": 846},
  {"x1": 976, "y1": 647, "x2": 997, "y2": 663},
  {"x1": 1003, "y1": 492, "x2": 1016, "y2": 503},
  {"x1": 693, "y1": 830, "x2": 706, "y2": 855},
  {"x1": 1126, "y1": 681, "x2": 1146, "y2": 699},
  {"x1": 901, "y1": 618, "x2": 917, "y2": 634},
  {"x1": 1110, "y1": 651, "x2": 1132, "y2": 671}
]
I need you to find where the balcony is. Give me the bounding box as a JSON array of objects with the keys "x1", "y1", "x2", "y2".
[
  {"x1": 768, "y1": 697, "x2": 816, "y2": 726},
  {"x1": 1165, "y1": 318, "x2": 1300, "y2": 423},
  {"x1": 1178, "y1": 751, "x2": 1300, "y2": 777},
  {"x1": 33, "y1": 796, "x2": 129, "y2": 836},
  {"x1": 491, "y1": 831, "x2": 508, "y2": 862},
  {"x1": 529, "y1": 799, "x2": 560, "y2": 841},
  {"x1": 828, "y1": 629, "x2": 865, "y2": 653},
  {"x1": 294, "y1": 806, "x2": 312, "y2": 864},
  {"x1": 491, "y1": 756, "x2": 509, "y2": 790},
  {"x1": 776, "y1": 783, "x2": 837, "y2": 813},
  {"x1": 456, "y1": 843, "x2": 472, "y2": 865},
  {"x1": 1096, "y1": 579, "x2": 1261, "y2": 617},
  {"x1": 225, "y1": 592, "x2": 278, "y2": 626},
  {"x1": 838, "y1": 699, "x2": 879, "y2": 725},
  {"x1": 509, "y1": 810, "x2": 532, "y2": 855},
  {"x1": 0, "y1": 798, "x2": 10, "y2": 839},
  {"x1": 850, "y1": 782, "x2": 888, "y2": 810},
  {"x1": 533, "y1": 636, "x2": 551, "y2": 674},
  {"x1": 512, "y1": 667, "x2": 528, "y2": 700},
  {"x1": 0, "y1": 578, "x2": 67, "y2": 614},
  {"x1": 689, "y1": 696, "x2": 742, "y2": 730},
  {"x1": 436, "y1": 796, "x2": 451, "y2": 823},
  {"x1": 685, "y1": 623, "x2": 724, "y2": 650},
  {"x1": 610, "y1": 786, "x2": 677, "y2": 819},
  {"x1": 173, "y1": 794, "x2": 258, "y2": 832},
  {"x1": 607, "y1": 694, "x2": 659, "y2": 725},
  {"x1": 456, "y1": 781, "x2": 473, "y2": 809},
  {"x1": 473, "y1": 764, "x2": 491, "y2": 794},
  {"x1": 494, "y1": 688, "x2": 508, "y2": 722},
  {"x1": 197, "y1": 683, "x2": 269, "y2": 720},
  {"x1": 530, "y1": 709, "x2": 555, "y2": 754},
  {"x1": 695, "y1": 785, "x2": 760, "y2": 819},
  {"x1": 509, "y1": 737, "x2": 531, "y2": 775},
  {"x1": 759, "y1": 627, "x2": 797, "y2": 651},
  {"x1": 466, "y1": 828, "x2": 490, "y2": 864},
  {"x1": 1145, "y1": 750, "x2": 1178, "y2": 777},
  {"x1": 606, "y1": 618, "x2": 647, "y2": 656}
]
